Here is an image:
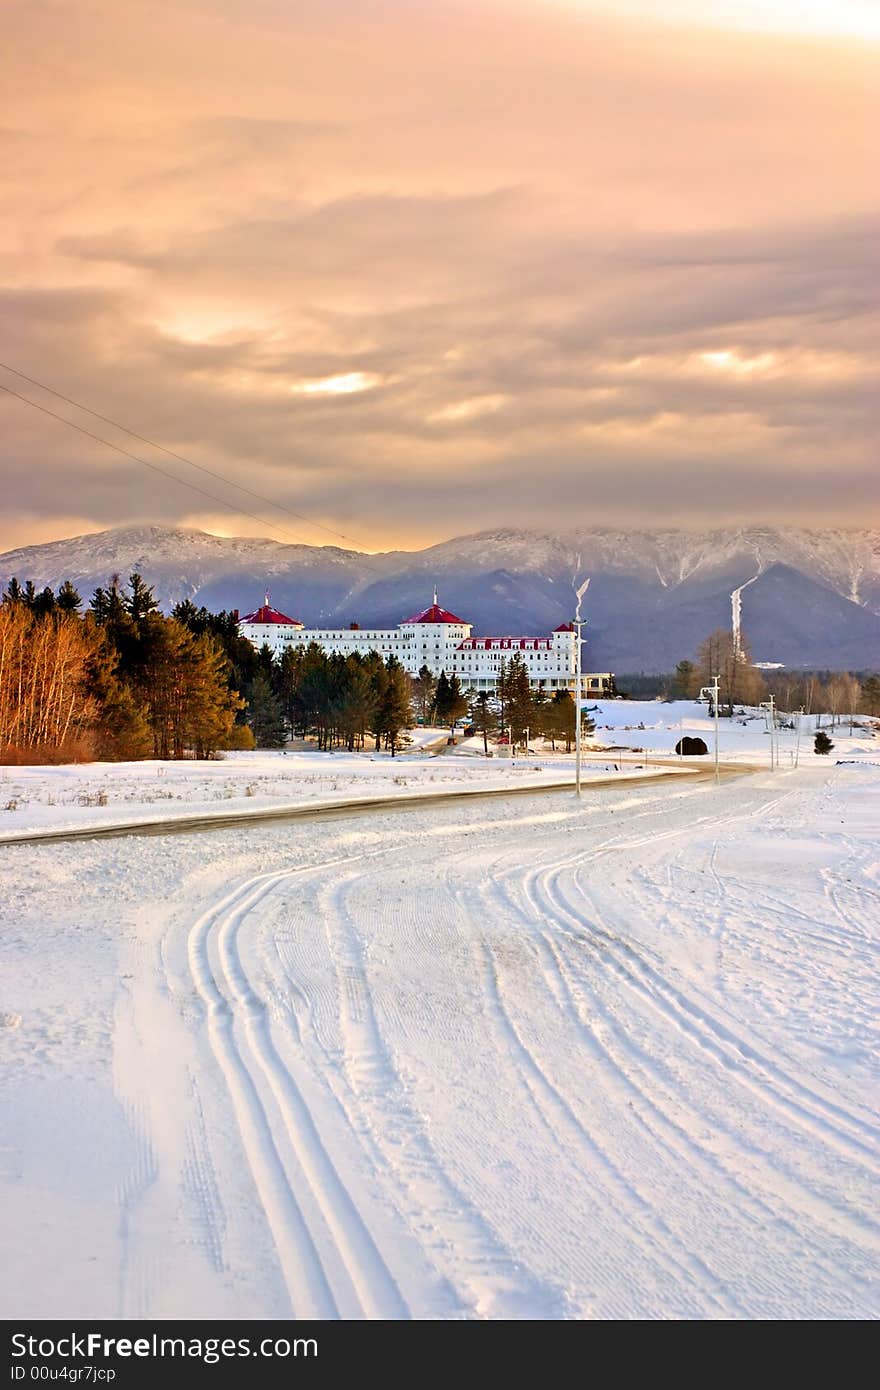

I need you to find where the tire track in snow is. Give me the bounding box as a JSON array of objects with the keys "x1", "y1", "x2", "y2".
[
  {"x1": 528, "y1": 903, "x2": 870, "y2": 1314},
  {"x1": 508, "y1": 779, "x2": 879, "y2": 1173},
  {"x1": 479, "y1": 781, "x2": 879, "y2": 1302},
  {"x1": 185, "y1": 855, "x2": 409, "y2": 1319},
  {"x1": 316, "y1": 870, "x2": 552, "y2": 1319},
  {"x1": 552, "y1": 863, "x2": 880, "y2": 1186},
  {"x1": 459, "y1": 870, "x2": 743, "y2": 1316}
]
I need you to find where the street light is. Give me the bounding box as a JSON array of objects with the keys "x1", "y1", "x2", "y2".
[
  {"x1": 574, "y1": 577, "x2": 590, "y2": 797},
  {"x1": 760, "y1": 696, "x2": 777, "y2": 771},
  {"x1": 699, "y1": 676, "x2": 721, "y2": 783}
]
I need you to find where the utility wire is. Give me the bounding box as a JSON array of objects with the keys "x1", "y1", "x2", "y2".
[
  {"x1": 0, "y1": 360, "x2": 367, "y2": 552},
  {"x1": 0, "y1": 380, "x2": 339, "y2": 549}
]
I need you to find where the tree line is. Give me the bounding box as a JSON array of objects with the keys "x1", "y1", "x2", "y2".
[
  {"x1": 670, "y1": 629, "x2": 877, "y2": 722},
  {"x1": 0, "y1": 573, "x2": 421, "y2": 762},
  {"x1": 1, "y1": 574, "x2": 243, "y2": 762}
]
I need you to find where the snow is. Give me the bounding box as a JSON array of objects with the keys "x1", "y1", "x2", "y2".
[
  {"x1": 1, "y1": 710, "x2": 878, "y2": 1319},
  {"x1": 2, "y1": 704, "x2": 874, "y2": 840},
  {"x1": 0, "y1": 733, "x2": 668, "y2": 839},
  {"x1": 2, "y1": 523, "x2": 877, "y2": 616}
]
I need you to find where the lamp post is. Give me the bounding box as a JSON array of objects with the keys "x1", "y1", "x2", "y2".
[
  {"x1": 794, "y1": 707, "x2": 804, "y2": 769},
  {"x1": 699, "y1": 677, "x2": 721, "y2": 783},
  {"x1": 760, "y1": 696, "x2": 777, "y2": 771},
  {"x1": 574, "y1": 578, "x2": 590, "y2": 798}
]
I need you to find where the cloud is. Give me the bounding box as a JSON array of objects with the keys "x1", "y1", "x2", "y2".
[{"x1": 0, "y1": 0, "x2": 877, "y2": 552}]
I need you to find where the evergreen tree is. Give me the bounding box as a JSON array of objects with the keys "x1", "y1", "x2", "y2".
[
  {"x1": 172, "y1": 600, "x2": 259, "y2": 699},
  {"x1": 672, "y1": 659, "x2": 696, "y2": 699},
  {"x1": 299, "y1": 642, "x2": 335, "y2": 749},
  {"x1": 124, "y1": 572, "x2": 159, "y2": 624},
  {"x1": 496, "y1": 658, "x2": 509, "y2": 727},
  {"x1": 127, "y1": 617, "x2": 241, "y2": 758},
  {"x1": 862, "y1": 674, "x2": 880, "y2": 717},
  {"x1": 2, "y1": 577, "x2": 23, "y2": 606},
  {"x1": 276, "y1": 644, "x2": 305, "y2": 734},
  {"x1": 376, "y1": 656, "x2": 412, "y2": 756},
  {"x1": 547, "y1": 691, "x2": 575, "y2": 751},
  {"x1": 530, "y1": 686, "x2": 550, "y2": 743},
  {"x1": 814, "y1": 729, "x2": 834, "y2": 755},
  {"x1": 247, "y1": 672, "x2": 287, "y2": 748},
  {"x1": 505, "y1": 655, "x2": 533, "y2": 745},
  {"x1": 413, "y1": 664, "x2": 437, "y2": 723},
  {"x1": 32, "y1": 586, "x2": 56, "y2": 618},
  {"x1": 56, "y1": 580, "x2": 82, "y2": 613},
  {"x1": 470, "y1": 692, "x2": 497, "y2": 756},
  {"x1": 435, "y1": 670, "x2": 467, "y2": 732},
  {"x1": 434, "y1": 671, "x2": 451, "y2": 726},
  {"x1": 336, "y1": 654, "x2": 378, "y2": 751},
  {"x1": 83, "y1": 618, "x2": 152, "y2": 760}
]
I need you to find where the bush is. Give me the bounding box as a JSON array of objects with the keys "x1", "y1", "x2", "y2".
[{"x1": 814, "y1": 730, "x2": 834, "y2": 755}]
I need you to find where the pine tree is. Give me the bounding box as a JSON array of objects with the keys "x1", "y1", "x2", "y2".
[
  {"x1": 376, "y1": 656, "x2": 412, "y2": 756},
  {"x1": 336, "y1": 654, "x2": 377, "y2": 751},
  {"x1": 530, "y1": 686, "x2": 550, "y2": 743},
  {"x1": 247, "y1": 672, "x2": 287, "y2": 748},
  {"x1": 547, "y1": 690, "x2": 575, "y2": 751},
  {"x1": 505, "y1": 655, "x2": 533, "y2": 746},
  {"x1": 862, "y1": 674, "x2": 880, "y2": 717},
  {"x1": 435, "y1": 670, "x2": 467, "y2": 732},
  {"x1": 413, "y1": 664, "x2": 437, "y2": 723},
  {"x1": 32, "y1": 586, "x2": 56, "y2": 618},
  {"x1": 56, "y1": 580, "x2": 82, "y2": 613},
  {"x1": 129, "y1": 617, "x2": 241, "y2": 758},
  {"x1": 299, "y1": 642, "x2": 335, "y2": 749},
  {"x1": 125, "y1": 572, "x2": 159, "y2": 624},
  {"x1": 83, "y1": 619, "x2": 152, "y2": 760},
  {"x1": 470, "y1": 692, "x2": 497, "y2": 756},
  {"x1": 814, "y1": 729, "x2": 834, "y2": 755},
  {"x1": 672, "y1": 659, "x2": 696, "y2": 699},
  {"x1": 496, "y1": 658, "x2": 509, "y2": 727}
]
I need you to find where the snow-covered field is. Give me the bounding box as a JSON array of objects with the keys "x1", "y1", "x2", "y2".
[
  {"x1": 1, "y1": 702, "x2": 874, "y2": 839},
  {"x1": 0, "y1": 721, "x2": 645, "y2": 841},
  {"x1": 1, "y1": 704, "x2": 878, "y2": 1319}
]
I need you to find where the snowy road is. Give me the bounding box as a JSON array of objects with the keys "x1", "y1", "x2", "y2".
[{"x1": 1, "y1": 764, "x2": 878, "y2": 1319}]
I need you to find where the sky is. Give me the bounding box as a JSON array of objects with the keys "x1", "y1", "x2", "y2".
[{"x1": 1, "y1": 0, "x2": 877, "y2": 555}]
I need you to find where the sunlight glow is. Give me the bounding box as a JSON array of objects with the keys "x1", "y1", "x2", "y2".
[
  {"x1": 549, "y1": 1, "x2": 880, "y2": 42},
  {"x1": 429, "y1": 395, "x2": 511, "y2": 423},
  {"x1": 292, "y1": 372, "x2": 384, "y2": 396}
]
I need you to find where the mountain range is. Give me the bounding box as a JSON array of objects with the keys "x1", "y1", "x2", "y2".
[{"x1": 1, "y1": 524, "x2": 878, "y2": 672}]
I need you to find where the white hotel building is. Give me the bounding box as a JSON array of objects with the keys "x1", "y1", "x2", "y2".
[{"x1": 239, "y1": 592, "x2": 614, "y2": 697}]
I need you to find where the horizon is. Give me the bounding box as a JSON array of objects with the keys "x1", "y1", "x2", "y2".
[{"x1": 2, "y1": 1, "x2": 877, "y2": 553}]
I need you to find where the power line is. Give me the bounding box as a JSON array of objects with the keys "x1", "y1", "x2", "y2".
[
  {"x1": 0, "y1": 359, "x2": 368, "y2": 552},
  {"x1": 0, "y1": 380, "x2": 336, "y2": 548}
]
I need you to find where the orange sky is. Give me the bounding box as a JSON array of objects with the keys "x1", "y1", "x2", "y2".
[{"x1": 1, "y1": 0, "x2": 877, "y2": 553}]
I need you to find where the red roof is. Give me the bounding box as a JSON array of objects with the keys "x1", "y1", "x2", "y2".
[
  {"x1": 405, "y1": 602, "x2": 467, "y2": 625},
  {"x1": 554, "y1": 622, "x2": 575, "y2": 632},
  {"x1": 241, "y1": 602, "x2": 302, "y2": 626}
]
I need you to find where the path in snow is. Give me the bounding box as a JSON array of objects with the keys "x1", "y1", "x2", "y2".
[{"x1": 1, "y1": 766, "x2": 877, "y2": 1318}]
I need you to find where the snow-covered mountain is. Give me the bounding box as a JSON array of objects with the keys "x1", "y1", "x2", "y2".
[{"x1": 2, "y1": 523, "x2": 878, "y2": 671}]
